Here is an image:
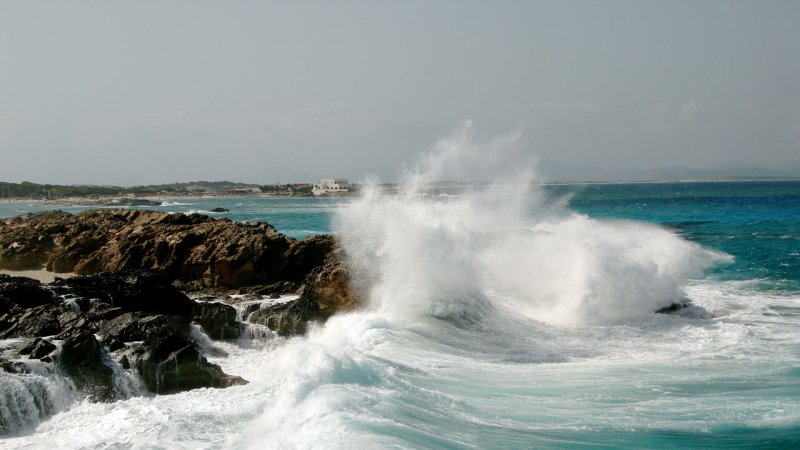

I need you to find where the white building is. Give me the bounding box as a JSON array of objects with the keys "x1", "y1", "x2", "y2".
[{"x1": 312, "y1": 178, "x2": 350, "y2": 196}]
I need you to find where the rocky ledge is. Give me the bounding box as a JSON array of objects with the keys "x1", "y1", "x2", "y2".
[
  {"x1": 0, "y1": 271, "x2": 247, "y2": 399},
  {"x1": 0, "y1": 209, "x2": 334, "y2": 290},
  {"x1": 0, "y1": 210, "x2": 360, "y2": 435}
]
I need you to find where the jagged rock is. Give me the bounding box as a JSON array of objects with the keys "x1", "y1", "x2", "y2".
[
  {"x1": 238, "y1": 280, "x2": 297, "y2": 296},
  {"x1": 0, "y1": 274, "x2": 56, "y2": 310},
  {"x1": 193, "y1": 301, "x2": 241, "y2": 340},
  {"x1": 57, "y1": 331, "x2": 115, "y2": 402},
  {"x1": 51, "y1": 271, "x2": 195, "y2": 316},
  {"x1": 0, "y1": 357, "x2": 29, "y2": 374},
  {"x1": 249, "y1": 255, "x2": 359, "y2": 336},
  {"x1": 0, "y1": 273, "x2": 250, "y2": 399},
  {"x1": 131, "y1": 333, "x2": 246, "y2": 394},
  {"x1": 0, "y1": 210, "x2": 334, "y2": 290},
  {"x1": 20, "y1": 338, "x2": 57, "y2": 360},
  {"x1": 0, "y1": 304, "x2": 63, "y2": 339}
]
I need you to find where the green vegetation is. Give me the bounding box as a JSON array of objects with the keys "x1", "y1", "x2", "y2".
[
  {"x1": 259, "y1": 183, "x2": 313, "y2": 196},
  {"x1": 0, "y1": 180, "x2": 315, "y2": 199}
]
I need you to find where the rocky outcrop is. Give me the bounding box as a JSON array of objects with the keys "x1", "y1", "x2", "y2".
[
  {"x1": 0, "y1": 210, "x2": 334, "y2": 290},
  {"x1": 0, "y1": 272, "x2": 247, "y2": 402},
  {"x1": 249, "y1": 253, "x2": 359, "y2": 336},
  {"x1": 1, "y1": 209, "x2": 364, "y2": 334},
  {"x1": 57, "y1": 331, "x2": 115, "y2": 401}
]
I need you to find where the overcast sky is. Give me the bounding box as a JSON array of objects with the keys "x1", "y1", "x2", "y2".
[{"x1": 1, "y1": 1, "x2": 798, "y2": 185}]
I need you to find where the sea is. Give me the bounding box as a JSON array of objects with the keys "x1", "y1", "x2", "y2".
[{"x1": 1, "y1": 179, "x2": 799, "y2": 449}]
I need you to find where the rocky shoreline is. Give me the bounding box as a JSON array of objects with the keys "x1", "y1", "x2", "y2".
[{"x1": 0, "y1": 209, "x2": 359, "y2": 435}]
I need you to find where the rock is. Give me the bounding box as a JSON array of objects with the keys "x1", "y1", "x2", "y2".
[
  {"x1": 0, "y1": 272, "x2": 250, "y2": 400},
  {"x1": 57, "y1": 331, "x2": 115, "y2": 402},
  {"x1": 20, "y1": 338, "x2": 57, "y2": 360},
  {"x1": 51, "y1": 271, "x2": 195, "y2": 316},
  {"x1": 0, "y1": 357, "x2": 29, "y2": 374},
  {"x1": 238, "y1": 281, "x2": 297, "y2": 296},
  {"x1": 193, "y1": 301, "x2": 241, "y2": 340},
  {"x1": 0, "y1": 274, "x2": 56, "y2": 309},
  {"x1": 132, "y1": 333, "x2": 247, "y2": 394},
  {"x1": 0, "y1": 304, "x2": 63, "y2": 339},
  {"x1": 0, "y1": 209, "x2": 327, "y2": 289},
  {"x1": 210, "y1": 208, "x2": 229, "y2": 213},
  {"x1": 249, "y1": 255, "x2": 359, "y2": 336}
]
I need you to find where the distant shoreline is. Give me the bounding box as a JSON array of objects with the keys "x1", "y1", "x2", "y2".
[{"x1": 1, "y1": 177, "x2": 799, "y2": 204}]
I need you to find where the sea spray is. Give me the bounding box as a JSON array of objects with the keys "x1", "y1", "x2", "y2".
[
  {"x1": 0, "y1": 358, "x2": 80, "y2": 436},
  {"x1": 337, "y1": 124, "x2": 732, "y2": 326}
]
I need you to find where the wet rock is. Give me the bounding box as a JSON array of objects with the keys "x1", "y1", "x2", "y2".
[
  {"x1": 20, "y1": 338, "x2": 57, "y2": 360},
  {"x1": 0, "y1": 304, "x2": 63, "y2": 339},
  {"x1": 0, "y1": 357, "x2": 29, "y2": 374},
  {"x1": 0, "y1": 275, "x2": 56, "y2": 310},
  {"x1": 238, "y1": 280, "x2": 297, "y2": 296},
  {"x1": 0, "y1": 273, "x2": 250, "y2": 399},
  {"x1": 193, "y1": 301, "x2": 241, "y2": 340},
  {"x1": 132, "y1": 333, "x2": 247, "y2": 394},
  {"x1": 51, "y1": 271, "x2": 195, "y2": 316},
  {"x1": 249, "y1": 255, "x2": 359, "y2": 336},
  {"x1": 210, "y1": 207, "x2": 229, "y2": 213},
  {"x1": 57, "y1": 331, "x2": 115, "y2": 402}
]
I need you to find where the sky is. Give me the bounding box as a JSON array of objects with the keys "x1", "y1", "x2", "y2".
[{"x1": 0, "y1": 1, "x2": 798, "y2": 185}]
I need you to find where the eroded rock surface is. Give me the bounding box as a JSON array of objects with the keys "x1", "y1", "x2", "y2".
[
  {"x1": 0, "y1": 210, "x2": 333, "y2": 289},
  {"x1": 0, "y1": 271, "x2": 247, "y2": 401}
]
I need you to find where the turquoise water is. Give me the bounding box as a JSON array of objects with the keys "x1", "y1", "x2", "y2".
[
  {"x1": 554, "y1": 181, "x2": 800, "y2": 291},
  {"x1": 2, "y1": 180, "x2": 800, "y2": 448},
  {"x1": 0, "y1": 196, "x2": 348, "y2": 240}
]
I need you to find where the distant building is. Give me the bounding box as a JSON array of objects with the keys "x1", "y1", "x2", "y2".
[{"x1": 312, "y1": 178, "x2": 349, "y2": 196}]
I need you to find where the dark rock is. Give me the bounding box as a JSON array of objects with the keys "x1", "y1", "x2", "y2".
[
  {"x1": 0, "y1": 357, "x2": 30, "y2": 374},
  {"x1": 249, "y1": 255, "x2": 359, "y2": 336},
  {"x1": 0, "y1": 271, "x2": 251, "y2": 399},
  {"x1": 57, "y1": 331, "x2": 115, "y2": 402},
  {"x1": 52, "y1": 271, "x2": 195, "y2": 316},
  {"x1": 0, "y1": 275, "x2": 56, "y2": 311},
  {"x1": 132, "y1": 333, "x2": 247, "y2": 394},
  {"x1": 656, "y1": 300, "x2": 692, "y2": 314},
  {"x1": 20, "y1": 338, "x2": 57, "y2": 360},
  {"x1": 193, "y1": 301, "x2": 241, "y2": 340},
  {"x1": 210, "y1": 207, "x2": 229, "y2": 213},
  {"x1": 0, "y1": 304, "x2": 63, "y2": 338},
  {"x1": 238, "y1": 281, "x2": 297, "y2": 296}
]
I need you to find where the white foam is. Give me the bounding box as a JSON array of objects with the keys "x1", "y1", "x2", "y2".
[{"x1": 337, "y1": 176, "x2": 730, "y2": 327}]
